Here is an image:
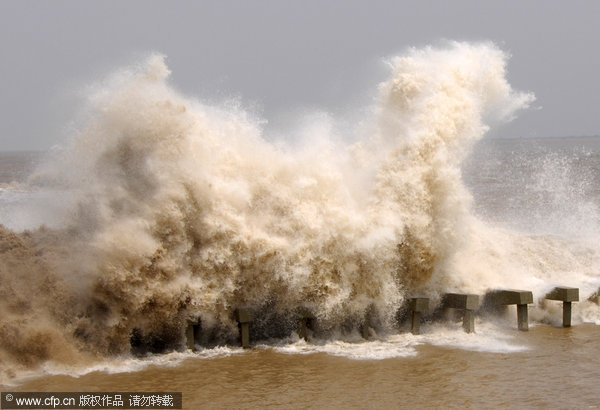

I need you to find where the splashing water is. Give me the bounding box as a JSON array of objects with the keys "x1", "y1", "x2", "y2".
[{"x1": 1, "y1": 42, "x2": 600, "y2": 382}]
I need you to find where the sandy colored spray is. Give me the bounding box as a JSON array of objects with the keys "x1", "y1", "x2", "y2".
[{"x1": 2, "y1": 42, "x2": 600, "y2": 382}]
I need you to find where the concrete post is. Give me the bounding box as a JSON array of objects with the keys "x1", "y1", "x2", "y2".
[
  {"x1": 360, "y1": 323, "x2": 372, "y2": 339},
  {"x1": 463, "y1": 310, "x2": 475, "y2": 333},
  {"x1": 185, "y1": 323, "x2": 194, "y2": 350},
  {"x1": 409, "y1": 297, "x2": 429, "y2": 335},
  {"x1": 361, "y1": 303, "x2": 377, "y2": 339},
  {"x1": 234, "y1": 307, "x2": 254, "y2": 349},
  {"x1": 240, "y1": 323, "x2": 250, "y2": 348},
  {"x1": 193, "y1": 324, "x2": 201, "y2": 345},
  {"x1": 411, "y1": 311, "x2": 422, "y2": 335},
  {"x1": 185, "y1": 321, "x2": 202, "y2": 351},
  {"x1": 517, "y1": 304, "x2": 528, "y2": 331},
  {"x1": 297, "y1": 308, "x2": 315, "y2": 341},
  {"x1": 298, "y1": 317, "x2": 309, "y2": 341},
  {"x1": 563, "y1": 301, "x2": 572, "y2": 327}
]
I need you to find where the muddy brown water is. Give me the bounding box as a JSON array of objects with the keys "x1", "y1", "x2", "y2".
[{"x1": 4, "y1": 324, "x2": 600, "y2": 409}]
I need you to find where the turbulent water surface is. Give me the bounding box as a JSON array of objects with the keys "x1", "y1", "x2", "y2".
[{"x1": 1, "y1": 42, "x2": 600, "y2": 407}]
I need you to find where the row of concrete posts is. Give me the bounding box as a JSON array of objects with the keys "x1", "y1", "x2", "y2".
[
  {"x1": 409, "y1": 286, "x2": 579, "y2": 334},
  {"x1": 186, "y1": 286, "x2": 580, "y2": 349}
]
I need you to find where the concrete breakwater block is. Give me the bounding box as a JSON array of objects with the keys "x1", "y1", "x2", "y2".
[
  {"x1": 545, "y1": 286, "x2": 579, "y2": 302},
  {"x1": 442, "y1": 293, "x2": 480, "y2": 333},
  {"x1": 443, "y1": 293, "x2": 480, "y2": 311},
  {"x1": 483, "y1": 289, "x2": 533, "y2": 331},
  {"x1": 545, "y1": 287, "x2": 579, "y2": 327},
  {"x1": 485, "y1": 290, "x2": 533, "y2": 306}
]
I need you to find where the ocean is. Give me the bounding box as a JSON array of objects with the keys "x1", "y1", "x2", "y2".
[{"x1": 1, "y1": 42, "x2": 600, "y2": 408}]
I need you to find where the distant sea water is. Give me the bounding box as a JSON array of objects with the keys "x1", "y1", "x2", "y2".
[
  {"x1": 0, "y1": 151, "x2": 41, "y2": 184},
  {"x1": 2, "y1": 42, "x2": 600, "y2": 408},
  {"x1": 464, "y1": 136, "x2": 600, "y2": 240}
]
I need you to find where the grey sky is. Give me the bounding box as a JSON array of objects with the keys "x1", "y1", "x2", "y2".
[{"x1": 1, "y1": 0, "x2": 599, "y2": 151}]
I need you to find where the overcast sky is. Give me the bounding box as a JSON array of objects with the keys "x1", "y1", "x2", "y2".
[{"x1": 1, "y1": 0, "x2": 599, "y2": 151}]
